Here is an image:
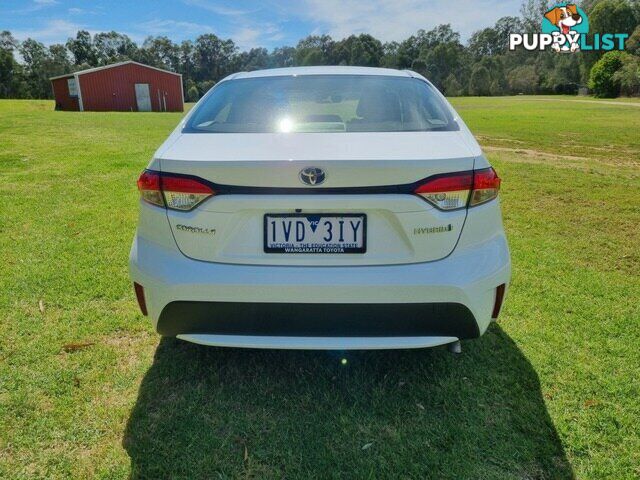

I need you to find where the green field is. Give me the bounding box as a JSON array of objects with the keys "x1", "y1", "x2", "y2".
[{"x1": 1, "y1": 97, "x2": 638, "y2": 479}]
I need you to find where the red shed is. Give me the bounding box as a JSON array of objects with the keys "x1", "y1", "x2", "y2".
[{"x1": 50, "y1": 61, "x2": 184, "y2": 112}]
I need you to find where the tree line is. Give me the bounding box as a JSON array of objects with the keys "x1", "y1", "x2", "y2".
[{"x1": 1, "y1": 0, "x2": 639, "y2": 100}]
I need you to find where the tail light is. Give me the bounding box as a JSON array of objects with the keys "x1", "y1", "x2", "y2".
[
  {"x1": 137, "y1": 170, "x2": 163, "y2": 207},
  {"x1": 137, "y1": 170, "x2": 215, "y2": 211},
  {"x1": 413, "y1": 167, "x2": 500, "y2": 210},
  {"x1": 414, "y1": 171, "x2": 473, "y2": 210},
  {"x1": 470, "y1": 167, "x2": 501, "y2": 207}
]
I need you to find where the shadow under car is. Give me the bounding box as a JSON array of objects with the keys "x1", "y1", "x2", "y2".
[{"x1": 124, "y1": 324, "x2": 573, "y2": 479}]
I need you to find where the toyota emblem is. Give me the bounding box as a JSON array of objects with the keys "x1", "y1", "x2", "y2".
[{"x1": 299, "y1": 167, "x2": 326, "y2": 186}]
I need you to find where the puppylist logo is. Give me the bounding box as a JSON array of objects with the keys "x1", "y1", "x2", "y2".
[{"x1": 510, "y1": 3, "x2": 629, "y2": 53}]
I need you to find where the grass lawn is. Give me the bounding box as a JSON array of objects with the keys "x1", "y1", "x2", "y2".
[{"x1": 1, "y1": 96, "x2": 638, "y2": 479}]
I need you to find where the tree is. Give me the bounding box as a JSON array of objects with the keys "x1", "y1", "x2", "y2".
[
  {"x1": 630, "y1": 0, "x2": 640, "y2": 22},
  {"x1": 194, "y1": 34, "x2": 237, "y2": 83},
  {"x1": 43, "y1": 43, "x2": 72, "y2": 81},
  {"x1": 299, "y1": 48, "x2": 324, "y2": 66},
  {"x1": 66, "y1": 30, "x2": 97, "y2": 66},
  {"x1": 582, "y1": 0, "x2": 638, "y2": 79},
  {"x1": 626, "y1": 25, "x2": 640, "y2": 55},
  {"x1": 397, "y1": 25, "x2": 460, "y2": 69},
  {"x1": 545, "y1": 54, "x2": 581, "y2": 93},
  {"x1": 17, "y1": 39, "x2": 73, "y2": 98},
  {"x1": 443, "y1": 73, "x2": 463, "y2": 96},
  {"x1": 507, "y1": 65, "x2": 539, "y2": 94},
  {"x1": 419, "y1": 24, "x2": 460, "y2": 45},
  {"x1": 295, "y1": 35, "x2": 334, "y2": 65},
  {"x1": 613, "y1": 55, "x2": 640, "y2": 95},
  {"x1": 19, "y1": 38, "x2": 47, "y2": 69},
  {"x1": 473, "y1": 56, "x2": 508, "y2": 93},
  {"x1": 93, "y1": 31, "x2": 137, "y2": 65},
  {"x1": 380, "y1": 41, "x2": 400, "y2": 68},
  {"x1": 197, "y1": 79, "x2": 216, "y2": 95},
  {"x1": 520, "y1": 0, "x2": 551, "y2": 33},
  {"x1": 0, "y1": 31, "x2": 25, "y2": 98},
  {"x1": 420, "y1": 41, "x2": 466, "y2": 89},
  {"x1": 186, "y1": 84, "x2": 200, "y2": 102},
  {"x1": 590, "y1": 0, "x2": 637, "y2": 38},
  {"x1": 589, "y1": 51, "x2": 630, "y2": 97},
  {"x1": 333, "y1": 34, "x2": 383, "y2": 67},
  {"x1": 268, "y1": 46, "x2": 295, "y2": 68},
  {"x1": 1, "y1": 3, "x2": 636, "y2": 101},
  {"x1": 468, "y1": 28, "x2": 500, "y2": 58},
  {"x1": 0, "y1": 30, "x2": 17, "y2": 50},
  {"x1": 468, "y1": 65, "x2": 491, "y2": 95},
  {"x1": 520, "y1": 0, "x2": 550, "y2": 33},
  {"x1": 178, "y1": 40, "x2": 196, "y2": 86},
  {"x1": 490, "y1": 79, "x2": 504, "y2": 95},
  {"x1": 19, "y1": 38, "x2": 51, "y2": 98},
  {"x1": 236, "y1": 47, "x2": 269, "y2": 71},
  {"x1": 493, "y1": 16, "x2": 525, "y2": 50},
  {"x1": 468, "y1": 17, "x2": 523, "y2": 57},
  {"x1": 138, "y1": 36, "x2": 179, "y2": 71},
  {"x1": 410, "y1": 59, "x2": 427, "y2": 76}
]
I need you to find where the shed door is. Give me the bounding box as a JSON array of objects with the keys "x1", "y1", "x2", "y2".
[{"x1": 135, "y1": 83, "x2": 152, "y2": 112}]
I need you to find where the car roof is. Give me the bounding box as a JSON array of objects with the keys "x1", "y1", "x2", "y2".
[{"x1": 229, "y1": 66, "x2": 417, "y2": 80}]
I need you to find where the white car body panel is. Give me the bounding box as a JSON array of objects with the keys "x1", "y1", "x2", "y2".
[
  {"x1": 231, "y1": 66, "x2": 412, "y2": 79},
  {"x1": 158, "y1": 133, "x2": 477, "y2": 266},
  {"x1": 176, "y1": 334, "x2": 459, "y2": 350},
  {"x1": 164, "y1": 193, "x2": 468, "y2": 266},
  {"x1": 130, "y1": 200, "x2": 510, "y2": 344},
  {"x1": 159, "y1": 131, "x2": 475, "y2": 166},
  {"x1": 129, "y1": 66, "x2": 510, "y2": 350}
]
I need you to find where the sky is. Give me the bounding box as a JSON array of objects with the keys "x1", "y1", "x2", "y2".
[{"x1": 2, "y1": 0, "x2": 524, "y2": 50}]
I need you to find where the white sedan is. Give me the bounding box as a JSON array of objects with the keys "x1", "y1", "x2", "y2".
[{"x1": 129, "y1": 66, "x2": 511, "y2": 352}]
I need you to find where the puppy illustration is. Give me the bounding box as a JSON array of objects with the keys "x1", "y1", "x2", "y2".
[{"x1": 544, "y1": 4, "x2": 583, "y2": 52}]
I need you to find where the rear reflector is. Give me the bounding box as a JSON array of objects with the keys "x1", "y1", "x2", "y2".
[
  {"x1": 133, "y1": 282, "x2": 148, "y2": 316},
  {"x1": 137, "y1": 170, "x2": 215, "y2": 211},
  {"x1": 413, "y1": 167, "x2": 501, "y2": 210},
  {"x1": 492, "y1": 283, "x2": 506, "y2": 319}
]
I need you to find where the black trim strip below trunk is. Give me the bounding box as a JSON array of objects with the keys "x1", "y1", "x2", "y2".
[{"x1": 152, "y1": 169, "x2": 474, "y2": 196}]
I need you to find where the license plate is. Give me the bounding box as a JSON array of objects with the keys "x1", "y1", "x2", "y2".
[{"x1": 264, "y1": 213, "x2": 366, "y2": 254}]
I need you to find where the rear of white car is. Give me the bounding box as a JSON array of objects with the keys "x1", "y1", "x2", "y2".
[{"x1": 129, "y1": 66, "x2": 510, "y2": 350}]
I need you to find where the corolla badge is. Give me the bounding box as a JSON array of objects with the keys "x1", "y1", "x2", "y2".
[{"x1": 299, "y1": 167, "x2": 326, "y2": 186}]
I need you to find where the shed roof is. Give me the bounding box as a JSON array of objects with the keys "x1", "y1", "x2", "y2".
[{"x1": 49, "y1": 60, "x2": 182, "y2": 81}]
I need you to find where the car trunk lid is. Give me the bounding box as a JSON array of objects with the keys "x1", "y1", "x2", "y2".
[{"x1": 158, "y1": 131, "x2": 476, "y2": 266}]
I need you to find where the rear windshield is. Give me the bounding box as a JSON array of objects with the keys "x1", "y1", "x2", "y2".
[{"x1": 184, "y1": 75, "x2": 458, "y2": 133}]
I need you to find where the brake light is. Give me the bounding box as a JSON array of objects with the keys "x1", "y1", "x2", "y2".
[
  {"x1": 413, "y1": 172, "x2": 473, "y2": 210},
  {"x1": 413, "y1": 167, "x2": 500, "y2": 210},
  {"x1": 137, "y1": 170, "x2": 215, "y2": 211},
  {"x1": 470, "y1": 167, "x2": 501, "y2": 207}
]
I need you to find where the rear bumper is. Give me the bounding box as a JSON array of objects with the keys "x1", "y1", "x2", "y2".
[{"x1": 129, "y1": 207, "x2": 510, "y2": 348}]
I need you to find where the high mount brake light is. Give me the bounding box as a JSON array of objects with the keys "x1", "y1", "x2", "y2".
[
  {"x1": 413, "y1": 167, "x2": 501, "y2": 210},
  {"x1": 137, "y1": 170, "x2": 215, "y2": 211}
]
